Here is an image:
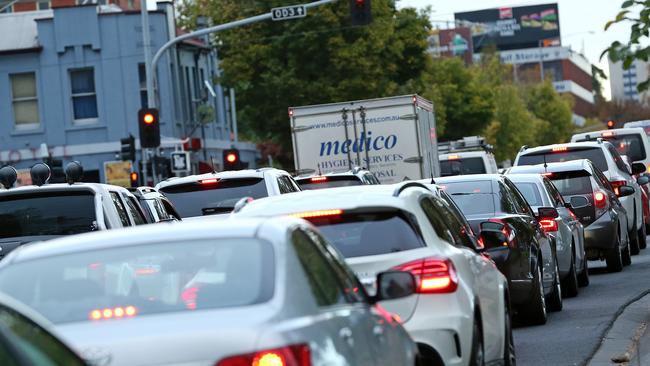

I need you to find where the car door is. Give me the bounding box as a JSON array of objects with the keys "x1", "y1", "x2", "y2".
[{"x1": 290, "y1": 228, "x2": 377, "y2": 365}]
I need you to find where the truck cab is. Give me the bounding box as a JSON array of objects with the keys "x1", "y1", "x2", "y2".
[{"x1": 438, "y1": 136, "x2": 498, "y2": 176}]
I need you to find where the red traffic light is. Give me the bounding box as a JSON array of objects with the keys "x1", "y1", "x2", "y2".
[
  {"x1": 130, "y1": 172, "x2": 138, "y2": 182},
  {"x1": 143, "y1": 113, "x2": 155, "y2": 124},
  {"x1": 607, "y1": 120, "x2": 615, "y2": 129},
  {"x1": 226, "y1": 153, "x2": 238, "y2": 163}
]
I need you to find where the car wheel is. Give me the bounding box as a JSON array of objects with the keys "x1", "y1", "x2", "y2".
[
  {"x1": 577, "y1": 254, "x2": 590, "y2": 287},
  {"x1": 504, "y1": 301, "x2": 516, "y2": 366},
  {"x1": 622, "y1": 234, "x2": 632, "y2": 266},
  {"x1": 469, "y1": 317, "x2": 485, "y2": 366},
  {"x1": 606, "y1": 232, "x2": 624, "y2": 272},
  {"x1": 561, "y1": 250, "x2": 579, "y2": 298},
  {"x1": 547, "y1": 259, "x2": 563, "y2": 311},
  {"x1": 638, "y1": 223, "x2": 647, "y2": 250},
  {"x1": 520, "y1": 263, "x2": 547, "y2": 325}
]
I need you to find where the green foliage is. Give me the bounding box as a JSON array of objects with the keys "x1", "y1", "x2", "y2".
[
  {"x1": 525, "y1": 80, "x2": 575, "y2": 145},
  {"x1": 603, "y1": 1, "x2": 650, "y2": 92}
]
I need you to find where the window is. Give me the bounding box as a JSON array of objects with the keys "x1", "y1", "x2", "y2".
[
  {"x1": 543, "y1": 179, "x2": 564, "y2": 208},
  {"x1": 291, "y1": 229, "x2": 347, "y2": 307},
  {"x1": 0, "y1": 5, "x2": 12, "y2": 12},
  {"x1": 110, "y1": 192, "x2": 131, "y2": 227},
  {"x1": 278, "y1": 176, "x2": 299, "y2": 194},
  {"x1": 37, "y1": 1, "x2": 50, "y2": 9},
  {"x1": 420, "y1": 197, "x2": 457, "y2": 245},
  {"x1": 70, "y1": 68, "x2": 98, "y2": 121},
  {"x1": 126, "y1": 197, "x2": 147, "y2": 225},
  {"x1": 607, "y1": 144, "x2": 630, "y2": 173},
  {"x1": 10, "y1": 73, "x2": 39, "y2": 130},
  {"x1": 504, "y1": 179, "x2": 533, "y2": 215},
  {"x1": 439, "y1": 191, "x2": 481, "y2": 250}
]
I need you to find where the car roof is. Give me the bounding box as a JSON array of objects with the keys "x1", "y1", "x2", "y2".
[
  {"x1": 0, "y1": 182, "x2": 127, "y2": 196},
  {"x1": 573, "y1": 127, "x2": 647, "y2": 140},
  {"x1": 509, "y1": 160, "x2": 592, "y2": 174},
  {"x1": 434, "y1": 174, "x2": 503, "y2": 183},
  {"x1": 519, "y1": 141, "x2": 605, "y2": 155},
  {"x1": 440, "y1": 151, "x2": 488, "y2": 159},
  {"x1": 1, "y1": 217, "x2": 296, "y2": 264},
  {"x1": 295, "y1": 171, "x2": 362, "y2": 180},
  {"x1": 155, "y1": 168, "x2": 288, "y2": 190},
  {"x1": 237, "y1": 183, "x2": 428, "y2": 216},
  {"x1": 505, "y1": 173, "x2": 545, "y2": 184}
]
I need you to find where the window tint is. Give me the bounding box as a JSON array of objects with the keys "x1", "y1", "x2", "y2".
[
  {"x1": 498, "y1": 182, "x2": 518, "y2": 214},
  {"x1": 298, "y1": 177, "x2": 363, "y2": 190},
  {"x1": 602, "y1": 134, "x2": 646, "y2": 162},
  {"x1": 512, "y1": 182, "x2": 544, "y2": 207},
  {"x1": 125, "y1": 197, "x2": 147, "y2": 225},
  {"x1": 278, "y1": 176, "x2": 297, "y2": 194},
  {"x1": 543, "y1": 179, "x2": 564, "y2": 207},
  {"x1": 440, "y1": 157, "x2": 487, "y2": 176},
  {"x1": 438, "y1": 191, "x2": 481, "y2": 249},
  {"x1": 420, "y1": 197, "x2": 459, "y2": 245},
  {"x1": 0, "y1": 305, "x2": 85, "y2": 365},
  {"x1": 548, "y1": 171, "x2": 594, "y2": 195},
  {"x1": 593, "y1": 167, "x2": 613, "y2": 191},
  {"x1": 110, "y1": 192, "x2": 131, "y2": 227},
  {"x1": 607, "y1": 144, "x2": 630, "y2": 173},
  {"x1": 504, "y1": 180, "x2": 532, "y2": 215},
  {"x1": 291, "y1": 230, "x2": 347, "y2": 307},
  {"x1": 518, "y1": 148, "x2": 608, "y2": 172}
]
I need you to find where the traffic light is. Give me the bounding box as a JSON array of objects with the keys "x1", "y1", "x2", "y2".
[
  {"x1": 350, "y1": 0, "x2": 371, "y2": 26},
  {"x1": 223, "y1": 148, "x2": 241, "y2": 171},
  {"x1": 138, "y1": 108, "x2": 160, "y2": 148},
  {"x1": 120, "y1": 135, "x2": 136, "y2": 161},
  {"x1": 607, "y1": 120, "x2": 615, "y2": 129},
  {"x1": 130, "y1": 171, "x2": 139, "y2": 187}
]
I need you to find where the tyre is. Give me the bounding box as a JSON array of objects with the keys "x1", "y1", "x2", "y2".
[
  {"x1": 577, "y1": 254, "x2": 590, "y2": 287},
  {"x1": 469, "y1": 317, "x2": 485, "y2": 366},
  {"x1": 623, "y1": 234, "x2": 632, "y2": 266},
  {"x1": 547, "y1": 259, "x2": 563, "y2": 311},
  {"x1": 630, "y1": 228, "x2": 640, "y2": 255},
  {"x1": 638, "y1": 223, "x2": 647, "y2": 250},
  {"x1": 561, "y1": 250, "x2": 579, "y2": 298},
  {"x1": 503, "y1": 301, "x2": 516, "y2": 366},
  {"x1": 520, "y1": 263, "x2": 547, "y2": 325},
  {"x1": 606, "y1": 232, "x2": 624, "y2": 272}
]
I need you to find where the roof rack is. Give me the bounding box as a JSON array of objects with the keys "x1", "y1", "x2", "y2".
[{"x1": 439, "y1": 136, "x2": 493, "y2": 154}]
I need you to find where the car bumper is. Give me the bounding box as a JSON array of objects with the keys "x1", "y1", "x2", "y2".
[
  {"x1": 508, "y1": 278, "x2": 534, "y2": 306},
  {"x1": 584, "y1": 212, "x2": 617, "y2": 252}
]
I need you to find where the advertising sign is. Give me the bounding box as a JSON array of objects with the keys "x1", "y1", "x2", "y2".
[
  {"x1": 427, "y1": 27, "x2": 474, "y2": 64},
  {"x1": 104, "y1": 161, "x2": 132, "y2": 188},
  {"x1": 455, "y1": 3, "x2": 560, "y2": 52}
]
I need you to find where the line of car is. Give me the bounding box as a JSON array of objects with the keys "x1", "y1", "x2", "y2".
[{"x1": 1, "y1": 127, "x2": 650, "y2": 366}]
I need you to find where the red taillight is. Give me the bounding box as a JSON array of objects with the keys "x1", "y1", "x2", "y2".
[
  {"x1": 538, "y1": 218, "x2": 558, "y2": 232},
  {"x1": 542, "y1": 172, "x2": 553, "y2": 177},
  {"x1": 447, "y1": 154, "x2": 460, "y2": 160},
  {"x1": 552, "y1": 146, "x2": 568, "y2": 152},
  {"x1": 594, "y1": 190, "x2": 607, "y2": 209},
  {"x1": 200, "y1": 178, "x2": 218, "y2": 185},
  {"x1": 610, "y1": 180, "x2": 626, "y2": 195},
  {"x1": 216, "y1": 344, "x2": 311, "y2": 366},
  {"x1": 310, "y1": 176, "x2": 328, "y2": 182},
  {"x1": 288, "y1": 209, "x2": 343, "y2": 219},
  {"x1": 602, "y1": 131, "x2": 615, "y2": 137},
  {"x1": 393, "y1": 258, "x2": 458, "y2": 294}
]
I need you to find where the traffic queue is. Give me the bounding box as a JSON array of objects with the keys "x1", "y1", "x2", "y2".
[{"x1": 0, "y1": 125, "x2": 650, "y2": 366}]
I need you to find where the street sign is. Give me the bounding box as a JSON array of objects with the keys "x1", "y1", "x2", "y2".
[
  {"x1": 271, "y1": 5, "x2": 307, "y2": 21},
  {"x1": 171, "y1": 151, "x2": 190, "y2": 173}
]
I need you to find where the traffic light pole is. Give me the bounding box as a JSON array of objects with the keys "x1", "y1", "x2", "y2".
[
  {"x1": 141, "y1": 0, "x2": 154, "y2": 185},
  {"x1": 146, "y1": 0, "x2": 339, "y2": 109}
]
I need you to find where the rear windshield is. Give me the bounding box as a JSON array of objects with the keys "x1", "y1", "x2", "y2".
[
  {"x1": 440, "y1": 181, "x2": 496, "y2": 216},
  {"x1": 518, "y1": 148, "x2": 608, "y2": 172},
  {"x1": 602, "y1": 134, "x2": 646, "y2": 162},
  {"x1": 0, "y1": 238, "x2": 274, "y2": 324},
  {"x1": 297, "y1": 177, "x2": 362, "y2": 191},
  {"x1": 305, "y1": 211, "x2": 425, "y2": 258},
  {"x1": 512, "y1": 182, "x2": 544, "y2": 207},
  {"x1": 440, "y1": 157, "x2": 486, "y2": 176},
  {"x1": 548, "y1": 171, "x2": 594, "y2": 195},
  {"x1": 160, "y1": 178, "x2": 268, "y2": 217},
  {"x1": 0, "y1": 191, "x2": 96, "y2": 239}
]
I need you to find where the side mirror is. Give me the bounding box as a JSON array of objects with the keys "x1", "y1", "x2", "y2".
[
  {"x1": 570, "y1": 196, "x2": 589, "y2": 209},
  {"x1": 637, "y1": 175, "x2": 650, "y2": 186},
  {"x1": 372, "y1": 271, "x2": 416, "y2": 303},
  {"x1": 632, "y1": 162, "x2": 646, "y2": 175},
  {"x1": 537, "y1": 207, "x2": 559, "y2": 219},
  {"x1": 564, "y1": 202, "x2": 573, "y2": 209},
  {"x1": 479, "y1": 222, "x2": 511, "y2": 263},
  {"x1": 618, "y1": 185, "x2": 635, "y2": 197}
]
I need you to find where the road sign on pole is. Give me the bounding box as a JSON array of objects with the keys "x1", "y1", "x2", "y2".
[
  {"x1": 271, "y1": 5, "x2": 307, "y2": 21},
  {"x1": 171, "y1": 151, "x2": 190, "y2": 173}
]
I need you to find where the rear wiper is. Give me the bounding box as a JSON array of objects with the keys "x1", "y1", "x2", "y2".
[
  {"x1": 202, "y1": 207, "x2": 234, "y2": 216},
  {"x1": 451, "y1": 192, "x2": 475, "y2": 196}
]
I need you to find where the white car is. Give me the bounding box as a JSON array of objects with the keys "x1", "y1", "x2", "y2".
[
  {"x1": 0, "y1": 217, "x2": 418, "y2": 366},
  {"x1": 156, "y1": 168, "x2": 301, "y2": 218},
  {"x1": 439, "y1": 136, "x2": 499, "y2": 176},
  {"x1": 235, "y1": 182, "x2": 515, "y2": 366}
]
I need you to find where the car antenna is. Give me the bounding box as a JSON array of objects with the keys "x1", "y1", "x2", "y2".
[
  {"x1": 430, "y1": 172, "x2": 435, "y2": 184},
  {"x1": 317, "y1": 162, "x2": 322, "y2": 175},
  {"x1": 543, "y1": 153, "x2": 548, "y2": 173},
  {"x1": 210, "y1": 155, "x2": 217, "y2": 174}
]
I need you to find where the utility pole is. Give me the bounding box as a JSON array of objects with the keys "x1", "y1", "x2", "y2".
[{"x1": 140, "y1": 0, "x2": 154, "y2": 184}]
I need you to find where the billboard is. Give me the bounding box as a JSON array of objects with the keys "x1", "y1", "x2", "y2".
[
  {"x1": 455, "y1": 3, "x2": 560, "y2": 52},
  {"x1": 104, "y1": 161, "x2": 132, "y2": 188},
  {"x1": 427, "y1": 27, "x2": 474, "y2": 64}
]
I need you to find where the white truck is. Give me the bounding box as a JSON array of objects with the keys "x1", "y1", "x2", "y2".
[{"x1": 289, "y1": 95, "x2": 440, "y2": 184}]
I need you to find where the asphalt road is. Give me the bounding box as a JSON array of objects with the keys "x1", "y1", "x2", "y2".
[{"x1": 513, "y1": 242, "x2": 650, "y2": 366}]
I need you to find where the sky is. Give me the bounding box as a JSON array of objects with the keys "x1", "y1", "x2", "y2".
[{"x1": 396, "y1": 0, "x2": 634, "y2": 99}]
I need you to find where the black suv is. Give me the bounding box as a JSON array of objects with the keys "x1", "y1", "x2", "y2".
[
  {"x1": 436, "y1": 174, "x2": 560, "y2": 325},
  {"x1": 507, "y1": 160, "x2": 636, "y2": 272}
]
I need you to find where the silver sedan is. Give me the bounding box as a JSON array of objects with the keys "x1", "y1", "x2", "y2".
[{"x1": 0, "y1": 217, "x2": 419, "y2": 366}]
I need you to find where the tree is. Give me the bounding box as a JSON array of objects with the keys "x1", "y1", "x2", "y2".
[
  {"x1": 525, "y1": 80, "x2": 575, "y2": 145},
  {"x1": 178, "y1": 0, "x2": 432, "y2": 166},
  {"x1": 603, "y1": 0, "x2": 650, "y2": 91}
]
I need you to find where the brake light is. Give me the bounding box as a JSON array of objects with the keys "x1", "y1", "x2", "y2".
[
  {"x1": 393, "y1": 258, "x2": 458, "y2": 294},
  {"x1": 89, "y1": 306, "x2": 137, "y2": 320},
  {"x1": 552, "y1": 146, "x2": 568, "y2": 152},
  {"x1": 542, "y1": 172, "x2": 553, "y2": 177},
  {"x1": 602, "y1": 131, "x2": 615, "y2": 137},
  {"x1": 288, "y1": 209, "x2": 343, "y2": 219},
  {"x1": 594, "y1": 190, "x2": 607, "y2": 209},
  {"x1": 216, "y1": 344, "x2": 311, "y2": 366},
  {"x1": 310, "y1": 176, "x2": 328, "y2": 182},
  {"x1": 447, "y1": 154, "x2": 460, "y2": 160},
  {"x1": 200, "y1": 178, "x2": 218, "y2": 185},
  {"x1": 538, "y1": 218, "x2": 558, "y2": 232},
  {"x1": 647, "y1": 164, "x2": 650, "y2": 174},
  {"x1": 610, "y1": 180, "x2": 627, "y2": 195}
]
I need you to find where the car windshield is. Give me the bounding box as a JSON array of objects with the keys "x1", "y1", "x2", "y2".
[
  {"x1": 548, "y1": 171, "x2": 594, "y2": 195},
  {"x1": 0, "y1": 238, "x2": 274, "y2": 324},
  {"x1": 512, "y1": 182, "x2": 544, "y2": 207},
  {"x1": 602, "y1": 134, "x2": 646, "y2": 162},
  {"x1": 305, "y1": 210, "x2": 425, "y2": 258},
  {"x1": 0, "y1": 192, "x2": 97, "y2": 239},
  {"x1": 440, "y1": 181, "x2": 496, "y2": 216},
  {"x1": 297, "y1": 177, "x2": 363, "y2": 190},
  {"x1": 518, "y1": 148, "x2": 608, "y2": 172},
  {"x1": 440, "y1": 157, "x2": 486, "y2": 176},
  {"x1": 160, "y1": 178, "x2": 268, "y2": 217}
]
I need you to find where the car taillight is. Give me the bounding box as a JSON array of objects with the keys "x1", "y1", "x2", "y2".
[
  {"x1": 487, "y1": 218, "x2": 517, "y2": 248},
  {"x1": 610, "y1": 180, "x2": 627, "y2": 195},
  {"x1": 288, "y1": 209, "x2": 343, "y2": 219},
  {"x1": 215, "y1": 344, "x2": 311, "y2": 366},
  {"x1": 393, "y1": 258, "x2": 458, "y2": 294},
  {"x1": 310, "y1": 176, "x2": 327, "y2": 182},
  {"x1": 538, "y1": 218, "x2": 558, "y2": 233},
  {"x1": 594, "y1": 190, "x2": 607, "y2": 209}
]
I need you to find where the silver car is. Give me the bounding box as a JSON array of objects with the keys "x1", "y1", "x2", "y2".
[{"x1": 0, "y1": 217, "x2": 418, "y2": 366}]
